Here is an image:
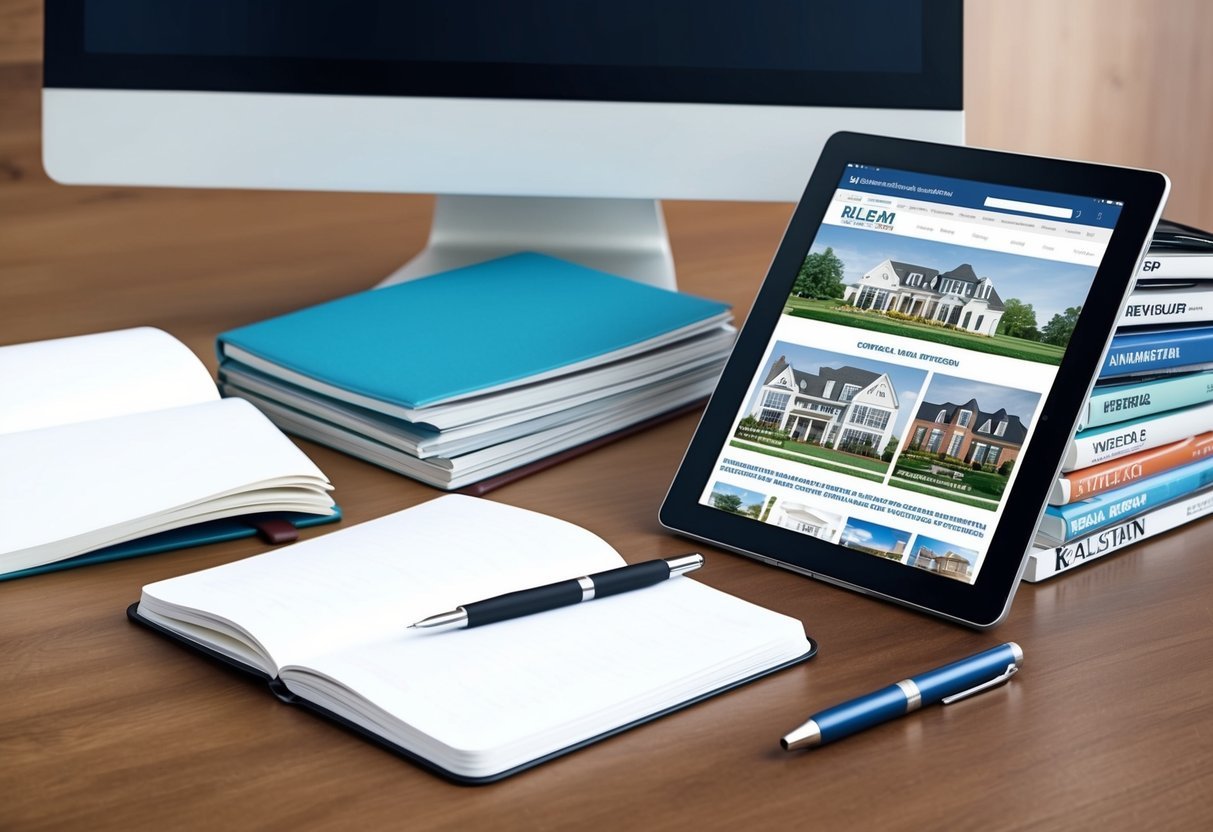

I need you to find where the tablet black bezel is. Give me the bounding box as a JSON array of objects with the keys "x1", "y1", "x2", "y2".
[{"x1": 661, "y1": 132, "x2": 1168, "y2": 627}]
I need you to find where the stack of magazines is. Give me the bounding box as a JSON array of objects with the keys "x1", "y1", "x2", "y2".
[
  {"x1": 1026, "y1": 220, "x2": 1213, "y2": 581},
  {"x1": 217, "y1": 253, "x2": 735, "y2": 492}
]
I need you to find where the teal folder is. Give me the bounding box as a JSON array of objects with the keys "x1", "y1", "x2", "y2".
[
  {"x1": 0, "y1": 509, "x2": 340, "y2": 582},
  {"x1": 217, "y1": 253, "x2": 730, "y2": 409}
]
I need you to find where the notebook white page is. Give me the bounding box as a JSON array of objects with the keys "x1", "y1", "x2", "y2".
[
  {"x1": 287, "y1": 577, "x2": 807, "y2": 777},
  {"x1": 137, "y1": 496, "x2": 809, "y2": 778},
  {"x1": 0, "y1": 327, "x2": 218, "y2": 435},
  {"x1": 1, "y1": 397, "x2": 331, "y2": 570},
  {"x1": 138, "y1": 496, "x2": 628, "y2": 672}
]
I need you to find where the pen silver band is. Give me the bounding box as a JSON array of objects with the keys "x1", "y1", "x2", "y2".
[
  {"x1": 896, "y1": 679, "x2": 922, "y2": 713},
  {"x1": 1009, "y1": 641, "x2": 1024, "y2": 668},
  {"x1": 408, "y1": 554, "x2": 705, "y2": 631},
  {"x1": 577, "y1": 576, "x2": 595, "y2": 601}
]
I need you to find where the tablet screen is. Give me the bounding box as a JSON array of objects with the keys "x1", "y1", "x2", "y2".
[{"x1": 699, "y1": 164, "x2": 1124, "y2": 585}]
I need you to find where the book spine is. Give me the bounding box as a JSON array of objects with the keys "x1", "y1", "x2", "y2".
[
  {"x1": 1100, "y1": 325, "x2": 1213, "y2": 378},
  {"x1": 1064, "y1": 400, "x2": 1213, "y2": 470},
  {"x1": 1118, "y1": 287, "x2": 1212, "y2": 327},
  {"x1": 1051, "y1": 431, "x2": 1213, "y2": 505},
  {"x1": 1043, "y1": 456, "x2": 1213, "y2": 542},
  {"x1": 1136, "y1": 253, "x2": 1213, "y2": 280},
  {"x1": 1025, "y1": 487, "x2": 1213, "y2": 581},
  {"x1": 1081, "y1": 370, "x2": 1213, "y2": 430}
]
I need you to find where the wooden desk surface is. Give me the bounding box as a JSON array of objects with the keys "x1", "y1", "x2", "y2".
[{"x1": 4, "y1": 58, "x2": 1213, "y2": 832}]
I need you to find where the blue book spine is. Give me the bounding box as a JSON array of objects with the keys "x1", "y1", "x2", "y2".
[
  {"x1": 1045, "y1": 455, "x2": 1213, "y2": 541},
  {"x1": 1100, "y1": 325, "x2": 1213, "y2": 378},
  {"x1": 1083, "y1": 368, "x2": 1213, "y2": 429}
]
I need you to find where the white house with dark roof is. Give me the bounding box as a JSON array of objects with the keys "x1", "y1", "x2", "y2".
[
  {"x1": 842, "y1": 259, "x2": 1005, "y2": 335},
  {"x1": 749, "y1": 355, "x2": 899, "y2": 453}
]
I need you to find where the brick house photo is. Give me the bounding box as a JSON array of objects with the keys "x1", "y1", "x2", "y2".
[
  {"x1": 889, "y1": 375, "x2": 1041, "y2": 511},
  {"x1": 902, "y1": 396, "x2": 1027, "y2": 470}
]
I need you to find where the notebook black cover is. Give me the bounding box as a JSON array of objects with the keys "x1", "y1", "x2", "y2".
[{"x1": 127, "y1": 603, "x2": 817, "y2": 784}]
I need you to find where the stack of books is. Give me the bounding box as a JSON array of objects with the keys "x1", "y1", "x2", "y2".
[
  {"x1": 1026, "y1": 220, "x2": 1213, "y2": 581},
  {"x1": 218, "y1": 253, "x2": 735, "y2": 492}
]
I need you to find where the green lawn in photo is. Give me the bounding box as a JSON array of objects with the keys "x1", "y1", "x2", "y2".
[
  {"x1": 784, "y1": 298, "x2": 1066, "y2": 365},
  {"x1": 887, "y1": 478, "x2": 1001, "y2": 511},
  {"x1": 728, "y1": 440, "x2": 885, "y2": 483},
  {"x1": 890, "y1": 455, "x2": 1008, "y2": 510},
  {"x1": 775, "y1": 439, "x2": 889, "y2": 472}
]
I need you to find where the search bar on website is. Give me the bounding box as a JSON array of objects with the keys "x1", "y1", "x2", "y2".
[{"x1": 983, "y1": 197, "x2": 1073, "y2": 219}]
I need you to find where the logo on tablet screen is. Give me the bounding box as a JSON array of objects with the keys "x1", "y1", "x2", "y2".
[{"x1": 840, "y1": 204, "x2": 897, "y2": 230}]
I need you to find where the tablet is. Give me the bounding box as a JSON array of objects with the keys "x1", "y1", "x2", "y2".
[{"x1": 661, "y1": 132, "x2": 1168, "y2": 627}]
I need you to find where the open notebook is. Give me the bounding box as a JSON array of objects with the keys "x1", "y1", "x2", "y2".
[
  {"x1": 0, "y1": 328, "x2": 336, "y2": 578},
  {"x1": 131, "y1": 496, "x2": 815, "y2": 782}
]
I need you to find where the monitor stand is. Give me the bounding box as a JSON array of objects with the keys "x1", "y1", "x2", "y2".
[{"x1": 376, "y1": 195, "x2": 678, "y2": 290}]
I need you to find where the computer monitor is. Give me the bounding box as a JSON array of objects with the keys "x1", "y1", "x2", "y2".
[{"x1": 43, "y1": 1, "x2": 963, "y2": 289}]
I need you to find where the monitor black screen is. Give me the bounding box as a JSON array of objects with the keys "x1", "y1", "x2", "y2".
[{"x1": 46, "y1": 0, "x2": 962, "y2": 109}]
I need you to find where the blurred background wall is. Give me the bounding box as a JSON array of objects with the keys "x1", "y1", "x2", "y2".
[{"x1": 965, "y1": 0, "x2": 1212, "y2": 228}]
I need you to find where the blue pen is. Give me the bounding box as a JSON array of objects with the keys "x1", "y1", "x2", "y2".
[{"x1": 781, "y1": 642, "x2": 1023, "y2": 750}]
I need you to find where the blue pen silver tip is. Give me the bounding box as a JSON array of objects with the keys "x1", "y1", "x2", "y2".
[
  {"x1": 780, "y1": 642, "x2": 1024, "y2": 752},
  {"x1": 780, "y1": 720, "x2": 822, "y2": 751}
]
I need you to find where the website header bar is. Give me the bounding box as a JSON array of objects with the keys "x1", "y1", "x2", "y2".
[
  {"x1": 841, "y1": 164, "x2": 1123, "y2": 229},
  {"x1": 826, "y1": 189, "x2": 1110, "y2": 267}
]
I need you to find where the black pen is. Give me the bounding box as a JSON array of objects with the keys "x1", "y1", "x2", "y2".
[{"x1": 408, "y1": 553, "x2": 705, "y2": 631}]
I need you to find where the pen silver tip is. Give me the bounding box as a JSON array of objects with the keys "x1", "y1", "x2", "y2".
[
  {"x1": 668, "y1": 553, "x2": 706, "y2": 576},
  {"x1": 408, "y1": 608, "x2": 470, "y2": 632},
  {"x1": 780, "y1": 719, "x2": 822, "y2": 751}
]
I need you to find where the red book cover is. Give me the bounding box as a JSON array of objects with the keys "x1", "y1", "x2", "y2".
[{"x1": 1052, "y1": 431, "x2": 1213, "y2": 504}]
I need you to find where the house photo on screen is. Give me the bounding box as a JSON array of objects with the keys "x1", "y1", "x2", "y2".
[
  {"x1": 732, "y1": 342, "x2": 927, "y2": 483},
  {"x1": 765, "y1": 498, "x2": 843, "y2": 543},
  {"x1": 889, "y1": 374, "x2": 1042, "y2": 511},
  {"x1": 838, "y1": 517, "x2": 913, "y2": 563},
  {"x1": 906, "y1": 534, "x2": 980, "y2": 582},
  {"x1": 783, "y1": 224, "x2": 1098, "y2": 366},
  {"x1": 706, "y1": 481, "x2": 771, "y2": 521}
]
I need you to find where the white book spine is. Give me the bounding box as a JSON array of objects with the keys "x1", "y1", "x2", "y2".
[
  {"x1": 1137, "y1": 253, "x2": 1213, "y2": 280},
  {"x1": 1118, "y1": 286, "x2": 1211, "y2": 327},
  {"x1": 1063, "y1": 400, "x2": 1213, "y2": 471},
  {"x1": 1023, "y1": 489, "x2": 1213, "y2": 582}
]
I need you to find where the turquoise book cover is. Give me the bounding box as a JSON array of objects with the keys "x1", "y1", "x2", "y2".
[
  {"x1": 0, "y1": 510, "x2": 341, "y2": 582},
  {"x1": 218, "y1": 253, "x2": 729, "y2": 409},
  {"x1": 1085, "y1": 368, "x2": 1213, "y2": 429}
]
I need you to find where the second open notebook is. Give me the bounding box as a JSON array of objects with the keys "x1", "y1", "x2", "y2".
[{"x1": 130, "y1": 495, "x2": 815, "y2": 783}]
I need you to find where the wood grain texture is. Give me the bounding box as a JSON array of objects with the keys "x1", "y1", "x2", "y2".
[
  {"x1": 0, "y1": 0, "x2": 37, "y2": 66},
  {"x1": 966, "y1": 0, "x2": 1213, "y2": 230},
  {"x1": 3, "y1": 3, "x2": 1213, "y2": 829}
]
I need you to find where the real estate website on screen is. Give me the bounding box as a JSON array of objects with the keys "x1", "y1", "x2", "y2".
[{"x1": 700, "y1": 165, "x2": 1123, "y2": 584}]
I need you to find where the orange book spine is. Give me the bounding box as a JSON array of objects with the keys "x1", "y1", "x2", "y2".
[{"x1": 1060, "y1": 431, "x2": 1213, "y2": 503}]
